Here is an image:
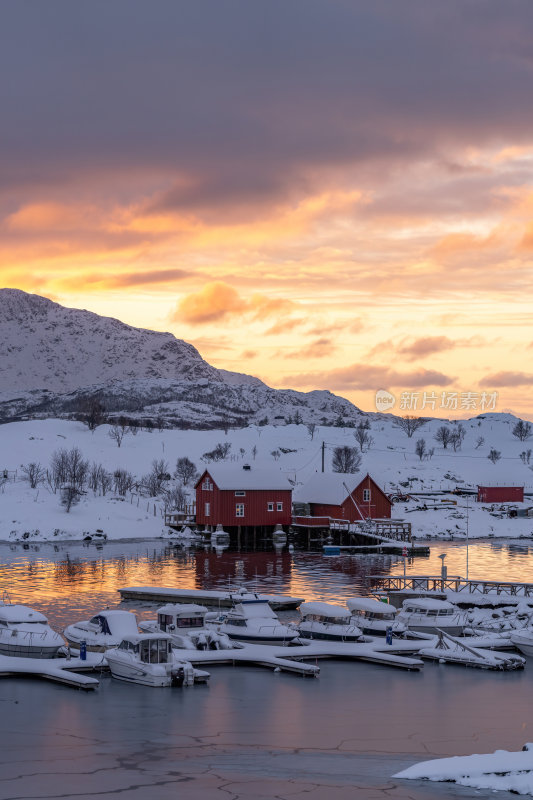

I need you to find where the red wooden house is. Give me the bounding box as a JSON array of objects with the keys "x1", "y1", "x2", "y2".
[
  {"x1": 293, "y1": 473, "x2": 391, "y2": 522},
  {"x1": 477, "y1": 485, "x2": 524, "y2": 503},
  {"x1": 195, "y1": 465, "x2": 293, "y2": 529}
]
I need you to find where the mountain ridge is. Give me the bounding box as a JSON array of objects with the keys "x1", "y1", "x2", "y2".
[{"x1": 0, "y1": 288, "x2": 363, "y2": 427}]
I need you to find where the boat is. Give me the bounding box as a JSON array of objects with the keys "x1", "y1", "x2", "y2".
[
  {"x1": 296, "y1": 601, "x2": 364, "y2": 642},
  {"x1": 510, "y1": 628, "x2": 533, "y2": 657},
  {"x1": 396, "y1": 598, "x2": 466, "y2": 636},
  {"x1": 418, "y1": 630, "x2": 525, "y2": 670},
  {"x1": 346, "y1": 597, "x2": 406, "y2": 637},
  {"x1": 105, "y1": 633, "x2": 210, "y2": 687},
  {"x1": 139, "y1": 603, "x2": 236, "y2": 650},
  {"x1": 206, "y1": 590, "x2": 299, "y2": 645},
  {"x1": 64, "y1": 609, "x2": 140, "y2": 652},
  {"x1": 0, "y1": 602, "x2": 64, "y2": 658}
]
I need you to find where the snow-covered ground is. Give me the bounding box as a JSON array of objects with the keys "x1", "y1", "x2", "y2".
[
  {"x1": 394, "y1": 744, "x2": 533, "y2": 796},
  {"x1": 0, "y1": 413, "x2": 532, "y2": 542}
]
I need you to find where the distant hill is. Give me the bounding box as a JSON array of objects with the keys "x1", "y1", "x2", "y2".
[{"x1": 0, "y1": 289, "x2": 363, "y2": 427}]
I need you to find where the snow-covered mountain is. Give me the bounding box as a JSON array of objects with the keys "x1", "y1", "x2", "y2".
[{"x1": 0, "y1": 289, "x2": 362, "y2": 426}]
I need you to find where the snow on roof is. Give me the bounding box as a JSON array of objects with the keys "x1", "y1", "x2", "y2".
[
  {"x1": 99, "y1": 610, "x2": 139, "y2": 635},
  {"x1": 0, "y1": 604, "x2": 48, "y2": 623},
  {"x1": 300, "y1": 601, "x2": 351, "y2": 618},
  {"x1": 200, "y1": 465, "x2": 292, "y2": 491},
  {"x1": 157, "y1": 604, "x2": 208, "y2": 615},
  {"x1": 346, "y1": 597, "x2": 397, "y2": 614},
  {"x1": 293, "y1": 473, "x2": 362, "y2": 505},
  {"x1": 401, "y1": 598, "x2": 456, "y2": 611}
]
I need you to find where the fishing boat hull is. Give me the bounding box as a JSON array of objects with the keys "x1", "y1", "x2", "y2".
[
  {"x1": 510, "y1": 630, "x2": 533, "y2": 657},
  {"x1": 0, "y1": 641, "x2": 62, "y2": 659}
]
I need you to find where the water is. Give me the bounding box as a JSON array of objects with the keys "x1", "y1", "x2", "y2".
[
  {"x1": 1, "y1": 539, "x2": 532, "y2": 628},
  {"x1": 0, "y1": 539, "x2": 530, "y2": 799}
]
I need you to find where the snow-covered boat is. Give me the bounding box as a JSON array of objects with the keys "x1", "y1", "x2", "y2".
[
  {"x1": 139, "y1": 603, "x2": 235, "y2": 650},
  {"x1": 396, "y1": 598, "x2": 466, "y2": 636},
  {"x1": 346, "y1": 597, "x2": 406, "y2": 637},
  {"x1": 296, "y1": 601, "x2": 364, "y2": 642},
  {"x1": 206, "y1": 590, "x2": 299, "y2": 645},
  {"x1": 418, "y1": 630, "x2": 525, "y2": 670},
  {"x1": 509, "y1": 628, "x2": 533, "y2": 657},
  {"x1": 105, "y1": 633, "x2": 210, "y2": 687},
  {"x1": 0, "y1": 603, "x2": 64, "y2": 658},
  {"x1": 64, "y1": 609, "x2": 139, "y2": 652}
]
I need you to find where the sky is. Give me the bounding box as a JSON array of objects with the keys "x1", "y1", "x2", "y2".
[{"x1": 2, "y1": 1, "x2": 533, "y2": 418}]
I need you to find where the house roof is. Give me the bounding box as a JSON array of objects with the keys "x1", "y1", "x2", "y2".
[
  {"x1": 292, "y1": 472, "x2": 362, "y2": 505},
  {"x1": 196, "y1": 465, "x2": 292, "y2": 491},
  {"x1": 293, "y1": 472, "x2": 388, "y2": 506}
]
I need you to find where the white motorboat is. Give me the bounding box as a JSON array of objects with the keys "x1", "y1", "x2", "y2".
[
  {"x1": 396, "y1": 598, "x2": 466, "y2": 636},
  {"x1": 510, "y1": 628, "x2": 533, "y2": 657},
  {"x1": 296, "y1": 601, "x2": 364, "y2": 642},
  {"x1": 139, "y1": 603, "x2": 236, "y2": 650},
  {"x1": 105, "y1": 633, "x2": 210, "y2": 687},
  {"x1": 0, "y1": 603, "x2": 64, "y2": 658},
  {"x1": 64, "y1": 609, "x2": 140, "y2": 652},
  {"x1": 206, "y1": 590, "x2": 299, "y2": 645},
  {"x1": 346, "y1": 597, "x2": 406, "y2": 637}
]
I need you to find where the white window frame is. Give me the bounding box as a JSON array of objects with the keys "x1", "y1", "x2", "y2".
[
  {"x1": 363, "y1": 488, "x2": 371, "y2": 502},
  {"x1": 235, "y1": 503, "x2": 245, "y2": 518},
  {"x1": 202, "y1": 478, "x2": 213, "y2": 491},
  {"x1": 235, "y1": 491, "x2": 246, "y2": 497},
  {"x1": 267, "y1": 502, "x2": 274, "y2": 512},
  {"x1": 204, "y1": 502, "x2": 210, "y2": 517},
  {"x1": 276, "y1": 502, "x2": 283, "y2": 511}
]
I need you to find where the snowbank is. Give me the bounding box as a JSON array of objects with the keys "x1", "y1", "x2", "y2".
[{"x1": 394, "y1": 745, "x2": 533, "y2": 796}]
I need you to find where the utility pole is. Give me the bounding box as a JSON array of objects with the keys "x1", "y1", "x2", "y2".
[{"x1": 321, "y1": 441, "x2": 325, "y2": 472}]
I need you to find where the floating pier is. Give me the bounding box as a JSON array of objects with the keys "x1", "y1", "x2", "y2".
[
  {"x1": 0, "y1": 653, "x2": 103, "y2": 690},
  {"x1": 118, "y1": 586, "x2": 304, "y2": 610},
  {"x1": 187, "y1": 639, "x2": 424, "y2": 673}
]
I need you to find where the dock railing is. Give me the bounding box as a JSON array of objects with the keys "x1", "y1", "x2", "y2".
[{"x1": 369, "y1": 575, "x2": 533, "y2": 597}]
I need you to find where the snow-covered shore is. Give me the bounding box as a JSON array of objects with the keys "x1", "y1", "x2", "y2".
[{"x1": 1, "y1": 414, "x2": 532, "y2": 542}]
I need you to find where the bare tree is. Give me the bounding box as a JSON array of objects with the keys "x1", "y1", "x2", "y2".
[
  {"x1": 174, "y1": 457, "x2": 198, "y2": 486},
  {"x1": 61, "y1": 485, "x2": 81, "y2": 513},
  {"x1": 81, "y1": 399, "x2": 106, "y2": 432},
  {"x1": 271, "y1": 450, "x2": 281, "y2": 460},
  {"x1": 434, "y1": 426, "x2": 452, "y2": 449},
  {"x1": 354, "y1": 423, "x2": 374, "y2": 452},
  {"x1": 513, "y1": 420, "x2": 532, "y2": 442},
  {"x1": 88, "y1": 462, "x2": 106, "y2": 494},
  {"x1": 307, "y1": 423, "x2": 317, "y2": 440},
  {"x1": 474, "y1": 436, "x2": 485, "y2": 450},
  {"x1": 415, "y1": 439, "x2": 426, "y2": 461},
  {"x1": 251, "y1": 445, "x2": 258, "y2": 460},
  {"x1": 393, "y1": 416, "x2": 426, "y2": 438},
  {"x1": 108, "y1": 425, "x2": 125, "y2": 448},
  {"x1": 332, "y1": 446, "x2": 362, "y2": 474},
  {"x1": 21, "y1": 462, "x2": 46, "y2": 489},
  {"x1": 162, "y1": 484, "x2": 187, "y2": 512},
  {"x1": 488, "y1": 449, "x2": 502, "y2": 464},
  {"x1": 201, "y1": 443, "x2": 232, "y2": 463},
  {"x1": 50, "y1": 447, "x2": 88, "y2": 492},
  {"x1": 113, "y1": 469, "x2": 135, "y2": 496},
  {"x1": 100, "y1": 470, "x2": 113, "y2": 496},
  {"x1": 520, "y1": 449, "x2": 532, "y2": 465},
  {"x1": 427, "y1": 447, "x2": 435, "y2": 460},
  {"x1": 449, "y1": 424, "x2": 466, "y2": 452}
]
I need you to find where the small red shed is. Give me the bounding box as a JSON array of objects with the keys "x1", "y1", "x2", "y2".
[
  {"x1": 195, "y1": 465, "x2": 293, "y2": 529},
  {"x1": 293, "y1": 473, "x2": 391, "y2": 521},
  {"x1": 477, "y1": 486, "x2": 524, "y2": 503}
]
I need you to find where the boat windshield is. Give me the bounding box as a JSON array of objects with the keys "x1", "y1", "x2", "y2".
[{"x1": 140, "y1": 639, "x2": 171, "y2": 664}]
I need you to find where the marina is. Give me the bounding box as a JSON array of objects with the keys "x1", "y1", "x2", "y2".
[{"x1": 118, "y1": 585, "x2": 305, "y2": 610}]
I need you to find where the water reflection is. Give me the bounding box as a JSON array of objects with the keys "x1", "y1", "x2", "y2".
[{"x1": 1, "y1": 539, "x2": 533, "y2": 628}]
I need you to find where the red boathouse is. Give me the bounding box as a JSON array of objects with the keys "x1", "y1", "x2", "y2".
[
  {"x1": 195, "y1": 465, "x2": 293, "y2": 530},
  {"x1": 477, "y1": 485, "x2": 524, "y2": 503},
  {"x1": 293, "y1": 473, "x2": 392, "y2": 521}
]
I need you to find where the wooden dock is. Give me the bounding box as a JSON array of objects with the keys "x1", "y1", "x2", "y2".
[
  {"x1": 118, "y1": 586, "x2": 304, "y2": 610},
  {"x1": 0, "y1": 653, "x2": 103, "y2": 690}
]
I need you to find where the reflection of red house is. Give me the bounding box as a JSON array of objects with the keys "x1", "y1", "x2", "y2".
[
  {"x1": 195, "y1": 465, "x2": 292, "y2": 529},
  {"x1": 293, "y1": 473, "x2": 391, "y2": 521},
  {"x1": 477, "y1": 486, "x2": 524, "y2": 503}
]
